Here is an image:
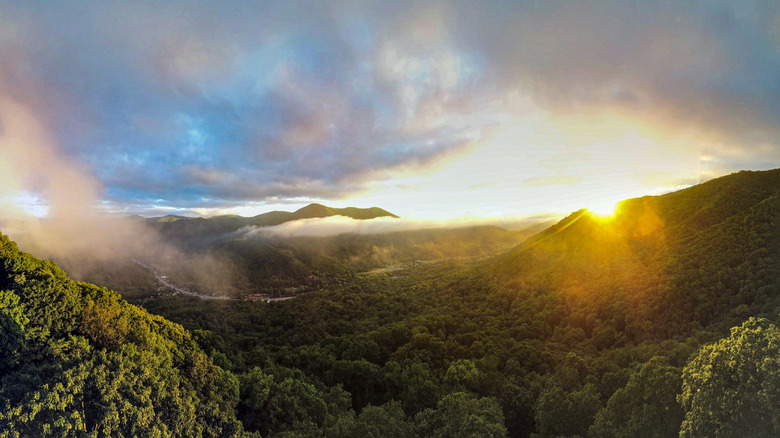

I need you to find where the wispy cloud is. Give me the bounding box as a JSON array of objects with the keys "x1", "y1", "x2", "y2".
[
  {"x1": 1, "y1": 1, "x2": 780, "y2": 215},
  {"x1": 524, "y1": 176, "x2": 582, "y2": 187}
]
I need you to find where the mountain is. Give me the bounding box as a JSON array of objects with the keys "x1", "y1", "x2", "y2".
[
  {"x1": 148, "y1": 203, "x2": 398, "y2": 240},
  {"x1": 489, "y1": 168, "x2": 780, "y2": 338},
  {"x1": 0, "y1": 233, "x2": 253, "y2": 436},
  {"x1": 139, "y1": 168, "x2": 780, "y2": 437},
  {"x1": 152, "y1": 214, "x2": 189, "y2": 223},
  {"x1": 94, "y1": 222, "x2": 548, "y2": 300},
  {"x1": 6, "y1": 169, "x2": 780, "y2": 437},
  {"x1": 199, "y1": 223, "x2": 549, "y2": 295},
  {"x1": 21, "y1": 197, "x2": 546, "y2": 301},
  {"x1": 0, "y1": 228, "x2": 511, "y2": 438}
]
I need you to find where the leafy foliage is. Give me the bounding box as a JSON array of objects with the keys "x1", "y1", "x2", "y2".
[
  {"x1": 141, "y1": 169, "x2": 780, "y2": 436},
  {"x1": 679, "y1": 317, "x2": 780, "y2": 437},
  {"x1": 415, "y1": 392, "x2": 507, "y2": 438},
  {"x1": 0, "y1": 234, "x2": 249, "y2": 437},
  {"x1": 7, "y1": 169, "x2": 780, "y2": 436},
  {"x1": 590, "y1": 356, "x2": 683, "y2": 438}
]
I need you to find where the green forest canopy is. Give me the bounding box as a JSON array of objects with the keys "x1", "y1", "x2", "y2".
[{"x1": 4, "y1": 169, "x2": 780, "y2": 436}]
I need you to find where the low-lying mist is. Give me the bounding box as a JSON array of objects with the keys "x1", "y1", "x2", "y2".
[
  {"x1": 0, "y1": 92, "x2": 244, "y2": 297},
  {"x1": 239, "y1": 214, "x2": 557, "y2": 239},
  {"x1": 1, "y1": 209, "x2": 554, "y2": 300},
  {"x1": 2, "y1": 215, "x2": 246, "y2": 298},
  {"x1": 0, "y1": 89, "x2": 556, "y2": 298}
]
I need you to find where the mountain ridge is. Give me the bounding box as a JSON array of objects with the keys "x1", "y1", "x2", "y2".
[
  {"x1": 484, "y1": 168, "x2": 780, "y2": 339},
  {"x1": 5, "y1": 169, "x2": 780, "y2": 436},
  {"x1": 148, "y1": 203, "x2": 398, "y2": 240},
  {"x1": 137, "y1": 167, "x2": 780, "y2": 437}
]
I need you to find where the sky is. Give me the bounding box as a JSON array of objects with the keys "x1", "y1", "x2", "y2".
[{"x1": 1, "y1": 1, "x2": 780, "y2": 221}]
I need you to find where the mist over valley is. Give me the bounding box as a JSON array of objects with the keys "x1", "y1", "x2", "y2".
[{"x1": 4, "y1": 1, "x2": 780, "y2": 436}]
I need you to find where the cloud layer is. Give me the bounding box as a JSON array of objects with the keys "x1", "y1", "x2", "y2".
[
  {"x1": 239, "y1": 214, "x2": 551, "y2": 239},
  {"x1": 2, "y1": 1, "x2": 780, "y2": 215}
]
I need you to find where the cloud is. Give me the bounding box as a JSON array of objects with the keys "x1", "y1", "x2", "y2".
[
  {"x1": 523, "y1": 176, "x2": 582, "y2": 187},
  {"x1": 0, "y1": 85, "x2": 101, "y2": 220},
  {"x1": 455, "y1": 0, "x2": 780, "y2": 159},
  {"x1": 1, "y1": 0, "x2": 780, "y2": 215},
  {"x1": 239, "y1": 214, "x2": 554, "y2": 238}
]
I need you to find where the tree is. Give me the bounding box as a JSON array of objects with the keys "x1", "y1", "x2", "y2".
[
  {"x1": 679, "y1": 317, "x2": 780, "y2": 437},
  {"x1": 415, "y1": 392, "x2": 507, "y2": 438},
  {"x1": 0, "y1": 232, "x2": 249, "y2": 438},
  {"x1": 0, "y1": 290, "x2": 28, "y2": 372},
  {"x1": 533, "y1": 383, "x2": 600, "y2": 438},
  {"x1": 343, "y1": 401, "x2": 413, "y2": 438},
  {"x1": 590, "y1": 356, "x2": 683, "y2": 438},
  {"x1": 238, "y1": 367, "x2": 330, "y2": 436},
  {"x1": 81, "y1": 295, "x2": 130, "y2": 348},
  {"x1": 444, "y1": 359, "x2": 480, "y2": 391}
]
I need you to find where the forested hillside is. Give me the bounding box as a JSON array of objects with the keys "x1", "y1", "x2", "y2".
[
  {"x1": 0, "y1": 233, "x2": 250, "y2": 437},
  {"x1": 141, "y1": 169, "x2": 780, "y2": 437},
  {"x1": 190, "y1": 224, "x2": 543, "y2": 296},
  {"x1": 76, "y1": 223, "x2": 543, "y2": 300},
  {"x1": 5, "y1": 169, "x2": 780, "y2": 436},
  {"x1": 0, "y1": 238, "x2": 509, "y2": 436}
]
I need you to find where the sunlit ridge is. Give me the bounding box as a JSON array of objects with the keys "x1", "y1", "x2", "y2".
[{"x1": 587, "y1": 200, "x2": 620, "y2": 220}]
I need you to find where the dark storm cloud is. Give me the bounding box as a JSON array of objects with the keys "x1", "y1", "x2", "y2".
[{"x1": 2, "y1": 0, "x2": 780, "y2": 213}]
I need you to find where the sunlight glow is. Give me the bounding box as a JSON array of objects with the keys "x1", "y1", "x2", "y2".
[
  {"x1": 8, "y1": 192, "x2": 50, "y2": 218},
  {"x1": 343, "y1": 103, "x2": 707, "y2": 221},
  {"x1": 587, "y1": 200, "x2": 620, "y2": 220}
]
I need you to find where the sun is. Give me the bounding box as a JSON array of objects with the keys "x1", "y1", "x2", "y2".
[{"x1": 587, "y1": 199, "x2": 621, "y2": 220}]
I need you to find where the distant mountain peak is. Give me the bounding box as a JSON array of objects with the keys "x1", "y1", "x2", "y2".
[
  {"x1": 291, "y1": 204, "x2": 399, "y2": 221},
  {"x1": 294, "y1": 203, "x2": 337, "y2": 217},
  {"x1": 154, "y1": 215, "x2": 189, "y2": 223},
  {"x1": 148, "y1": 203, "x2": 398, "y2": 239}
]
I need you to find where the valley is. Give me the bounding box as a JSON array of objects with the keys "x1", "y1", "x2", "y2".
[
  {"x1": 134, "y1": 169, "x2": 780, "y2": 437},
  {"x1": 4, "y1": 170, "x2": 780, "y2": 437},
  {"x1": 132, "y1": 258, "x2": 237, "y2": 300},
  {"x1": 4, "y1": 3, "x2": 778, "y2": 436}
]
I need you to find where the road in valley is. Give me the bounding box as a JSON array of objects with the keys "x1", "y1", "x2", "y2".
[
  {"x1": 133, "y1": 259, "x2": 237, "y2": 300},
  {"x1": 132, "y1": 259, "x2": 301, "y2": 302}
]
